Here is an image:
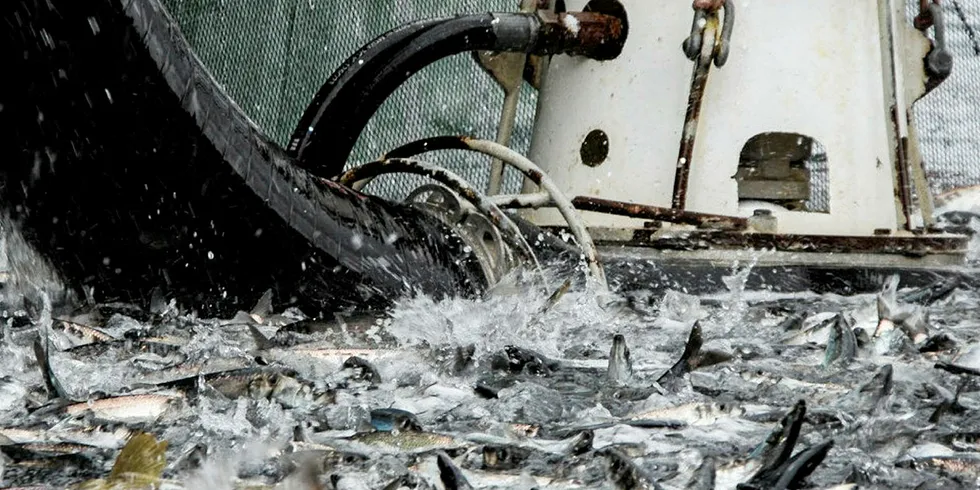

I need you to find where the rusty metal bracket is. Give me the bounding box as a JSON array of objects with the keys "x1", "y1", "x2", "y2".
[
  {"x1": 572, "y1": 196, "x2": 748, "y2": 231},
  {"x1": 672, "y1": 1, "x2": 735, "y2": 210}
]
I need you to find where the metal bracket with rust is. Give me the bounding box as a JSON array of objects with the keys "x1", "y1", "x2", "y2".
[{"x1": 473, "y1": 0, "x2": 539, "y2": 196}]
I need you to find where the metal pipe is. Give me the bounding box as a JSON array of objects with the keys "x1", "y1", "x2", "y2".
[
  {"x1": 490, "y1": 193, "x2": 553, "y2": 209},
  {"x1": 382, "y1": 136, "x2": 607, "y2": 291}
]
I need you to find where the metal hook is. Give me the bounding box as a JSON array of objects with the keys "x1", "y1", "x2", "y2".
[
  {"x1": 682, "y1": 10, "x2": 707, "y2": 60},
  {"x1": 682, "y1": 0, "x2": 735, "y2": 67},
  {"x1": 713, "y1": 0, "x2": 735, "y2": 67},
  {"x1": 924, "y1": 3, "x2": 953, "y2": 77}
]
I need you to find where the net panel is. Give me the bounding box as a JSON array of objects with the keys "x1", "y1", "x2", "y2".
[{"x1": 909, "y1": 0, "x2": 980, "y2": 200}]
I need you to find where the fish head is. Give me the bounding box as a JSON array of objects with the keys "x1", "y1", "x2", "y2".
[
  {"x1": 607, "y1": 334, "x2": 633, "y2": 385},
  {"x1": 247, "y1": 374, "x2": 275, "y2": 400},
  {"x1": 271, "y1": 376, "x2": 328, "y2": 410}
]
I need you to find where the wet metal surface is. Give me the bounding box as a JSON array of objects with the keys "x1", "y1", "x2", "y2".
[
  {"x1": 597, "y1": 229, "x2": 968, "y2": 256},
  {"x1": 338, "y1": 158, "x2": 542, "y2": 274}
]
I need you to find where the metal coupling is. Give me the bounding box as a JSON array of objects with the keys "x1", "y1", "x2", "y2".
[{"x1": 532, "y1": 11, "x2": 626, "y2": 61}]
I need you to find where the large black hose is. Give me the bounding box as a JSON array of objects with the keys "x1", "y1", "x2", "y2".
[
  {"x1": 0, "y1": 0, "x2": 488, "y2": 316},
  {"x1": 289, "y1": 13, "x2": 541, "y2": 179},
  {"x1": 288, "y1": 11, "x2": 625, "y2": 179},
  {"x1": 286, "y1": 16, "x2": 451, "y2": 157}
]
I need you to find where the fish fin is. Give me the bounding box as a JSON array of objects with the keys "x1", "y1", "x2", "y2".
[
  {"x1": 32, "y1": 336, "x2": 72, "y2": 402},
  {"x1": 657, "y1": 321, "x2": 704, "y2": 384},
  {"x1": 750, "y1": 400, "x2": 806, "y2": 482},
  {"x1": 246, "y1": 323, "x2": 274, "y2": 351},
  {"x1": 437, "y1": 450, "x2": 473, "y2": 490},
  {"x1": 771, "y1": 440, "x2": 834, "y2": 489},
  {"x1": 250, "y1": 288, "x2": 274, "y2": 318}
]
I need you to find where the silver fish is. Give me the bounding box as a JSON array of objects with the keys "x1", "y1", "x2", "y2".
[
  {"x1": 629, "y1": 401, "x2": 746, "y2": 426},
  {"x1": 600, "y1": 447, "x2": 664, "y2": 490},
  {"x1": 64, "y1": 393, "x2": 181, "y2": 423},
  {"x1": 607, "y1": 334, "x2": 633, "y2": 385},
  {"x1": 824, "y1": 314, "x2": 857, "y2": 367}
]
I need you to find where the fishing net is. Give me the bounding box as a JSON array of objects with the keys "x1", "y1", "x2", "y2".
[
  {"x1": 161, "y1": 0, "x2": 980, "y2": 203},
  {"x1": 908, "y1": 0, "x2": 980, "y2": 200}
]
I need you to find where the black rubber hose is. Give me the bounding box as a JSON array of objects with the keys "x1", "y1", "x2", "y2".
[
  {"x1": 0, "y1": 0, "x2": 488, "y2": 316},
  {"x1": 287, "y1": 16, "x2": 451, "y2": 157},
  {"x1": 288, "y1": 13, "x2": 542, "y2": 179}
]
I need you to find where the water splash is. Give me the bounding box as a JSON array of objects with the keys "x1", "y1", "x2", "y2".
[{"x1": 388, "y1": 268, "x2": 622, "y2": 358}]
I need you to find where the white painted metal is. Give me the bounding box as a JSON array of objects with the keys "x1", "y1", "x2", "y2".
[{"x1": 524, "y1": 0, "x2": 932, "y2": 237}]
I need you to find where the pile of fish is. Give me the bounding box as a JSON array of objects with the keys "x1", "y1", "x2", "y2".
[{"x1": 0, "y1": 271, "x2": 978, "y2": 489}]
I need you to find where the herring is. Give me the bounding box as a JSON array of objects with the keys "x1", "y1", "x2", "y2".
[
  {"x1": 331, "y1": 430, "x2": 464, "y2": 455},
  {"x1": 65, "y1": 394, "x2": 180, "y2": 424},
  {"x1": 607, "y1": 334, "x2": 633, "y2": 385},
  {"x1": 628, "y1": 401, "x2": 746, "y2": 426},
  {"x1": 599, "y1": 446, "x2": 664, "y2": 490},
  {"x1": 656, "y1": 321, "x2": 704, "y2": 390},
  {"x1": 824, "y1": 313, "x2": 857, "y2": 367},
  {"x1": 150, "y1": 364, "x2": 333, "y2": 410}
]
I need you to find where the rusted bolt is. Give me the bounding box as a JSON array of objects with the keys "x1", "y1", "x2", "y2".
[{"x1": 534, "y1": 0, "x2": 628, "y2": 60}]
